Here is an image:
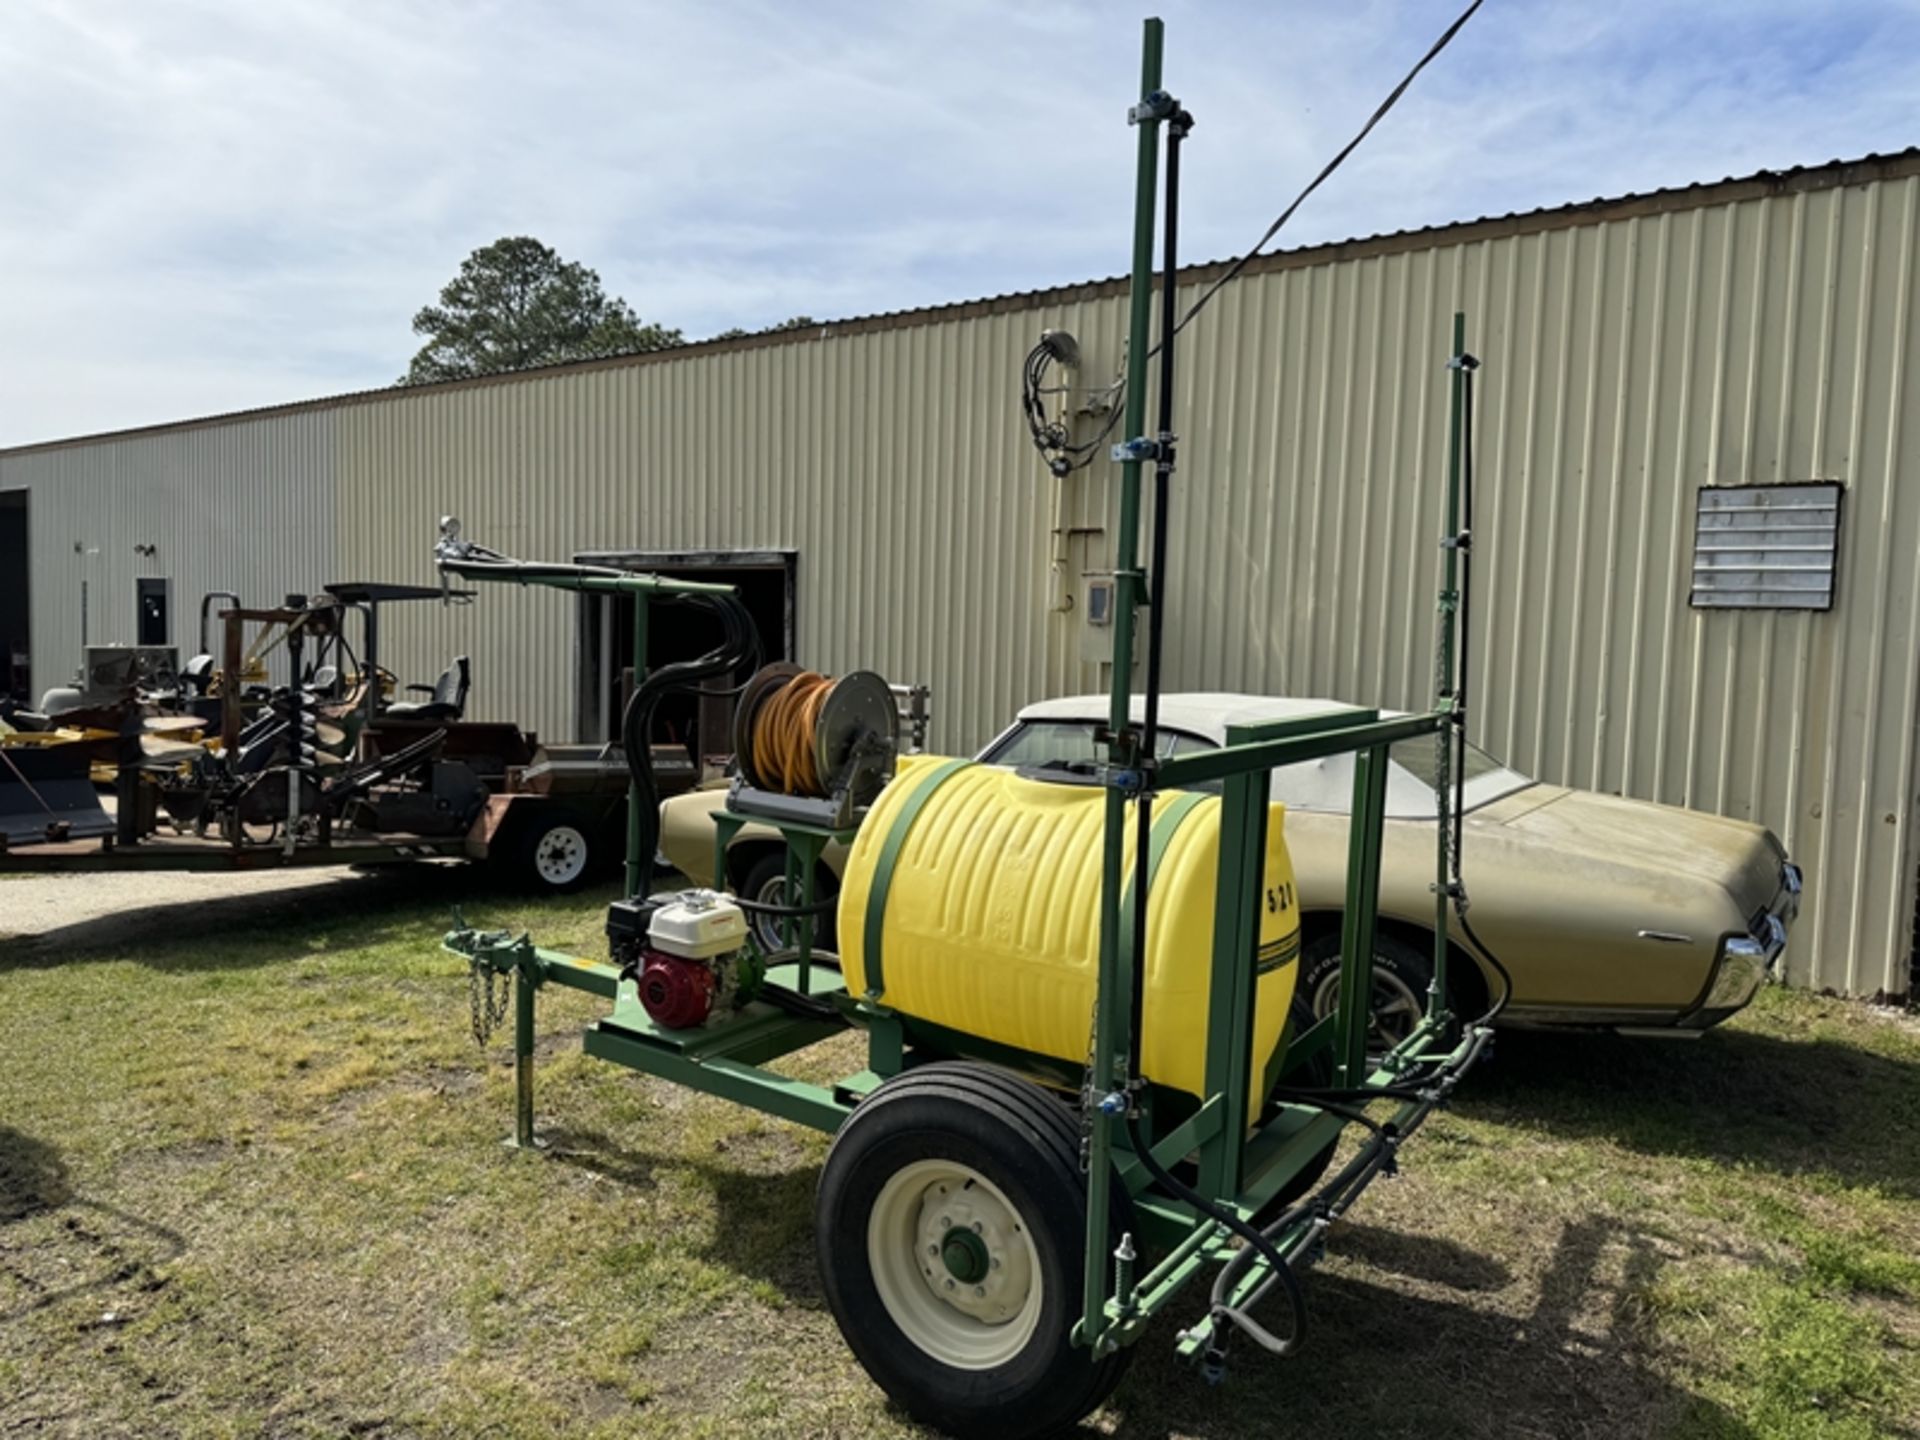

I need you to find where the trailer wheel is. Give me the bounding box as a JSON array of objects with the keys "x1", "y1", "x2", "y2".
[
  {"x1": 512, "y1": 808, "x2": 597, "y2": 893},
  {"x1": 816, "y1": 1062, "x2": 1132, "y2": 1440}
]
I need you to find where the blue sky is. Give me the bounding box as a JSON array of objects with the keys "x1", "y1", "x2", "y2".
[{"x1": 3, "y1": 0, "x2": 1917, "y2": 447}]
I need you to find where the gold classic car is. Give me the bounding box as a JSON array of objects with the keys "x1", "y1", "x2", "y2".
[{"x1": 658, "y1": 693, "x2": 1802, "y2": 1042}]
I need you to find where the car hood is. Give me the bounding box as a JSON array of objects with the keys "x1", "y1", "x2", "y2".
[{"x1": 1480, "y1": 786, "x2": 1785, "y2": 916}]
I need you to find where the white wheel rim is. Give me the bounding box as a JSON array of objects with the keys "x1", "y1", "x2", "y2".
[
  {"x1": 1313, "y1": 965, "x2": 1426, "y2": 1050},
  {"x1": 867, "y1": 1160, "x2": 1043, "y2": 1370},
  {"x1": 534, "y1": 825, "x2": 588, "y2": 885}
]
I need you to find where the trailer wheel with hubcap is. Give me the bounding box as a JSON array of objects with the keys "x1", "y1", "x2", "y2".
[
  {"x1": 815, "y1": 1062, "x2": 1133, "y2": 1440},
  {"x1": 509, "y1": 807, "x2": 596, "y2": 893}
]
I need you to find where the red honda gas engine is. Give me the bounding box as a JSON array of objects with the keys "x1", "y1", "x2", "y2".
[{"x1": 609, "y1": 890, "x2": 757, "y2": 1030}]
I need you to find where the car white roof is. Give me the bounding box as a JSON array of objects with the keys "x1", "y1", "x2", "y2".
[
  {"x1": 1005, "y1": 692, "x2": 1528, "y2": 817},
  {"x1": 1013, "y1": 692, "x2": 1369, "y2": 747}
]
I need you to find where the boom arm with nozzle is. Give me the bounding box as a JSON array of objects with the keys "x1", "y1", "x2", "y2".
[{"x1": 429, "y1": 516, "x2": 760, "y2": 896}]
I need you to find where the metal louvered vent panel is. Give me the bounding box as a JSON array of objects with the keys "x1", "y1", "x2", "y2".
[{"x1": 1690, "y1": 482, "x2": 1843, "y2": 610}]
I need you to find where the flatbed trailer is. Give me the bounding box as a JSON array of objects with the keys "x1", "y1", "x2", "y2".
[{"x1": 0, "y1": 748, "x2": 666, "y2": 889}]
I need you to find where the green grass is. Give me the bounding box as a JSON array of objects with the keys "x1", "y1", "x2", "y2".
[{"x1": 3, "y1": 870, "x2": 1918, "y2": 1438}]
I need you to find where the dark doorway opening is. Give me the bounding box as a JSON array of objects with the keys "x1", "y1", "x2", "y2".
[
  {"x1": 136, "y1": 576, "x2": 172, "y2": 647},
  {"x1": 575, "y1": 551, "x2": 796, "y2": 769},
  {"x1": 0, "y1": 491, "x2": 28, "y2": 705}
]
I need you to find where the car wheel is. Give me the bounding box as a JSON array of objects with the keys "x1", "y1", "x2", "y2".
[
  {"x1": 815, "y1": 1062, "x2": 1132, "y2": 1440},
  {"x1": 739, "y1": 849, "x2": 838, "y2": 953},
  {"x1": 511, "y1": 808, "x2": 597, "y2": 894},
  {"x1": 1300, "y1": 928, "x2": 1444, "y2": 1060}
]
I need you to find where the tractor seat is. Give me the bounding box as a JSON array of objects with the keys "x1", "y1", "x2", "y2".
[{"x1": 386, "y1": 656, "x2": 470, "y2": 721}]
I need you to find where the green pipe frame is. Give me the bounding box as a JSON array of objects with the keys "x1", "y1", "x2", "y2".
[
  {"x1": 1073, "y1": 17, "x2": 1480, "y2": 1356},
  {"x1": 436, "y1": 13, "x2": 1485, "y2": 1373}
]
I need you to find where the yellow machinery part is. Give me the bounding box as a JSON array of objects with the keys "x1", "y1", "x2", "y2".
[{"x1": 837, "y1": 755, "x2": 1302, "y2": 1111}]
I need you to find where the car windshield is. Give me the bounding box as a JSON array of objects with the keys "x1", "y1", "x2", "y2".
[
  {"x1": 982, "y1": 718, "x2": 1533, "y2": 817},
  {"x1": 980, "y1": 721, "x2": 1215, "y2": 772}
]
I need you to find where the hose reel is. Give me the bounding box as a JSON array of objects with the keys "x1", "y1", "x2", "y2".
[{"x1": 729, "y1": 664, "x2": 899, "y2": 830}]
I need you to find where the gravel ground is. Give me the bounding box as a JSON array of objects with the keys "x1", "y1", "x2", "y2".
[{"x1": 0, "y1": 863, "x2": 470, "y2": 955}]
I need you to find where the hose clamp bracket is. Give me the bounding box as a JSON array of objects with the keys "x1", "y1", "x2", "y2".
[{"x1": 1127, "y1": 91, "x2": 1180, "y2": 125}]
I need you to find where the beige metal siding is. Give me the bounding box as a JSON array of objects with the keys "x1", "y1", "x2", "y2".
[
  {"x1": 334, "y1": 173, "x2": 1918, "y2": 999},
  {"x1": 10, "y1": 156, "x2": 1916, "y2": 999},
  {"x1": 1144, "y1": 177, "x2": 1919, "y2": 1000},
  {"x1": 1, "y1": 414, "x2": 336, "y2": 698},
  {"x1": 331, "y1": 298, "x2": 1131, "y2": 755}
]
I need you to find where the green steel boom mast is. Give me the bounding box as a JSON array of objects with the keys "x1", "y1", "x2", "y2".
[{"x1": 1085, "y1": 14, "x2": 1167, "y2": 1349}]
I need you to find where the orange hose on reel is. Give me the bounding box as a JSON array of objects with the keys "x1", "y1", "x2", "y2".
[{"x1": 750, "y1": 671, "x2": 834, "y2": 795}]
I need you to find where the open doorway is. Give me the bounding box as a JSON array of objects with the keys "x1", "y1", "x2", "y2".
[
  {"x1": 574, "y1": 550, "x2": 796, "y2": 768},
  {"x1": 0, "y1": 491, "x2": 28, "y2": 706}
]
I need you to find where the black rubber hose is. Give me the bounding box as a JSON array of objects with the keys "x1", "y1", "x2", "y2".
[
  {"x1": 755, "y1": 946, "x2": 842, "y2": 972},
  {"x1": 1224, "y1": 1021, "x2": 1494, "y2": 1348},
  {"x1": 618, "y1": 591, "x2": 761, "y2": 889},
  {"x1": 1125, "y1": 109, "x2": 1192, "y2": 1079},
  {"x1": 757, "y1": 982, "x2": 842, "y2": 1023},
  {"x1": 729, "y1": 892, "x2": 838, "y2": 918},
  {"x1": 754, "y1": 947, "x2": 845, "y2": 1021},
  {"x1": 1123, "y1": 1108, "x2": 1306, "y2": 1357},
  {"x1": 1448, "y1": 358, "x2": 1516, "y2": 1031},
  {"x1": 1269, "y1": 1084, "x2": 1428, "y2": 1107}
]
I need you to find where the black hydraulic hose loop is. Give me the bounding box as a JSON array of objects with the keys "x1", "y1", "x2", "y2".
[
  {"x1": 618, "y1": 590, "x2": 761, "y2": 890},
  {"x1": 1123, "y1": 1110, "x2": 1306, "y2": 1357}
]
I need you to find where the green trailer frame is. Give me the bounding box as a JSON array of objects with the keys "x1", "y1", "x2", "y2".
[{"x1": 443, "y1": 12, "x2": 1489, "y2": 1380}]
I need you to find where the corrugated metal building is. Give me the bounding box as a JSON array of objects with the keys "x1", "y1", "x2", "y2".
[{"x1": 4, "y1": 150, "x2": 1917, "y2": 1002}]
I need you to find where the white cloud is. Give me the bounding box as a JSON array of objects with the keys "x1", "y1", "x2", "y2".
[{"x1": 2, "y1": 0, "x2": 1917, "y2": 445}]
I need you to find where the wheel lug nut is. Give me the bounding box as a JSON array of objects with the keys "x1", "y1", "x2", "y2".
[
  {"x1": 939, "y1": 1216, "x2": 951, "y2": 1229},
  {"x1": 971, "y1": 1221, "x2": 984, "y2": 1234},
  {"x1": 974, "y1": 1286, "x2": 986, "y2": 1297},
  {"x1": 944, "y1": 1278, "x2": 955, "y2": 1290}
]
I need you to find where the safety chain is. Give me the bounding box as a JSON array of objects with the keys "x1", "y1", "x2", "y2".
[{"x1": 468, "y1": 959, "x2": 510, "y2": 1048}]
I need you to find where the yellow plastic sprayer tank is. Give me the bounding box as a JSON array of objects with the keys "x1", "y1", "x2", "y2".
[{"x1": 837, "y1": 756, "x2": 1302, "y2": 1110}]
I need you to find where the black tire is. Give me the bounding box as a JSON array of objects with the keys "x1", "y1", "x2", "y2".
[
  {"x1": 739, "y1": 849, "x2": 838, "y2": 953},
  {"x1": 507, "y1": 805, "x2": 599, "y2": 894},
  {"x1": 816, "y1": 1062, "x2": 1133, "y2": 1440},
  {"x1": 1299, "y1": 926, "x2": 1449, "y2": 1059}
]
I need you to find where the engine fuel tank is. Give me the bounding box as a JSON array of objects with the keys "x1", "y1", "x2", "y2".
[{"x1": 837, "y1": 756, "x2": 1301, "y2": 1108}]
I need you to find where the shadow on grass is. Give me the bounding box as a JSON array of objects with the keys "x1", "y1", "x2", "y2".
[
  {"x1": 540, "y1": 1125, "x2": 828, "y2": 1306},
  {"x1": 1458, "y1": 1027, "x2": 1920, "y2": 1198},
  {"x1": 1098, "y1": 1213, "x2": 1754, "y2": 1440},
  {"x1": 0, "y1": 1126, "x2": 71, "y2": 1223},
  {"x1": 533, "y1": 1117, "x2": 1755, "y2": 1439},
  {"x1": 1, "y1": 864, "x2": 622, "y2": 972},
  {"x1": 0, "y1": 1126, "x2": 186, "y2": 1324}
]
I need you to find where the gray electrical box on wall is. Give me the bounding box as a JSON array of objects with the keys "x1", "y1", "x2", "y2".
[{"x1": 1079, "y1": 574, "x2": 1126, "y2": 666}]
